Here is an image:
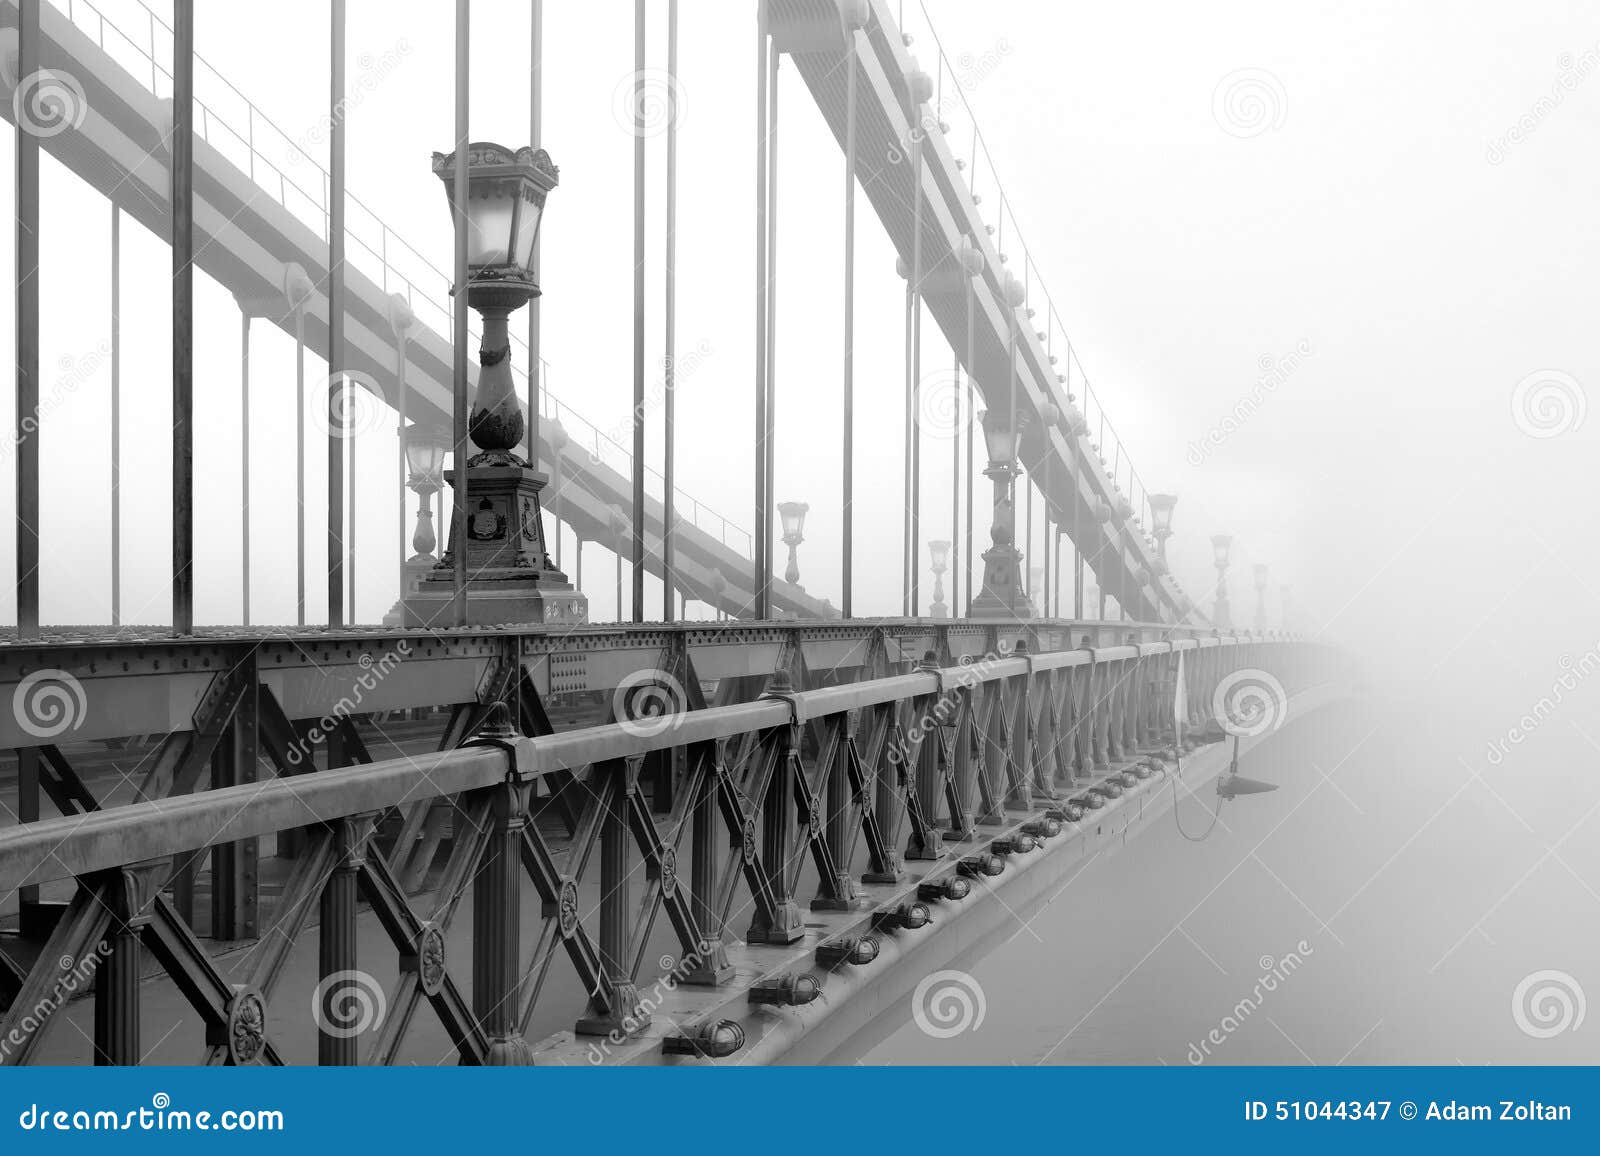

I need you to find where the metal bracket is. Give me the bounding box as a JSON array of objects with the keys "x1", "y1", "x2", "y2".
[
  {"x1": 462, "y1": 703, "x2": 533, "y2": 783},
  {"x1": 760, "y1": 687, "x2": 806, "y2": 727}
]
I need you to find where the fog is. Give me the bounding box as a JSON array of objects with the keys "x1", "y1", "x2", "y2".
[{"x1": 0, "y1": 0, "x2": 1596, "y2": 1061}]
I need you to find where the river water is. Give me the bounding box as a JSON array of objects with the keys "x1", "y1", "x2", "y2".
[{"x1": 858, "y1": 688, "x2": 1600, "y2": 1065}]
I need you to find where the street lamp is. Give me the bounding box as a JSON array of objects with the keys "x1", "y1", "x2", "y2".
[
  {"x1": 1211, "y1": 534, "x2": 1233, "y2": 628},
  {"x1": 929, "y1": 539, "x2": 951, "y2": 618},
  {"x1": 777, "y1": 501, "x2": 808, "y2": 586},
  {"x1": 382, "y1": 425, "x2": 448, "y2": 627},
  {"x1": 1039, "y1": 402, "x2": 1059, "y2": 617},
  {"x1": 405, "y1": 428, "x2": 448, "y2": 567},
  {"x1": 406, "y1": 142, "x2": 586, "y2": 628},
  {"x1": 970, "y1": 409, "x2": 1032, "y2": 618},
  {"x1": 1148, "y1": 492, "x2": 1176, "y2": 565},
  {"x1": 1253, "y1": 563, "x2": 1269, "y2": 633}
]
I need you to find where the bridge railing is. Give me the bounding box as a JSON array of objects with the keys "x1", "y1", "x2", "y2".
[
  {"x1": 0, "y1": 632, "x2": 1337, "y2": 1064},
  {"x1": 54, "y1": 0, "x2": 753, "y2": 561}
]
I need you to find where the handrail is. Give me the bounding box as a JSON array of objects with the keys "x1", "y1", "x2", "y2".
[
  {"x1": 0, "y1": 632, "x2": 1312, "y2": 890},
  {"x1": 55, "y1": 0, "x2": 751, "y2": 555}
]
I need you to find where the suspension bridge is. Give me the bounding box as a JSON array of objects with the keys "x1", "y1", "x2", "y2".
[{"x1": 0, "y1": 0, "x2": 1347, "y2": 1066}]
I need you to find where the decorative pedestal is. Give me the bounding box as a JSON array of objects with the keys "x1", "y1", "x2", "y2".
[
  {"x1": 969, "y1": 542, "x2": 1033, "y2": 619},
  {"x1": 404, "y1": 463, "x2": 588, "y2": 629}
]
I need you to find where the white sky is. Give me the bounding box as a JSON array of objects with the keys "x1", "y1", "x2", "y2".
[{"x1": 0, "y1": 0, "x2": 1597, "y2": 707}]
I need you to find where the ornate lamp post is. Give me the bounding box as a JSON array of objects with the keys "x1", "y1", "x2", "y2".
[
  {"x1": 777, "y1": 501, "x2": 808, "y2": 586},
  {"x1": 384, "y1": 426, "x2": 446, "y2": 626},
  {"x1": 406, "y1": 142, "x2": 586, "y2": 628},
  {"x1": 1253, "y1": 563, "x2": 1269, "y2": 633},
  {"x1": 929, "y1": 539, "x2": 951, "y2": 618},
  {"x1": 405, "y1": 430, "x2": 447, "y2": 572},
  {"x1": 970, "y1": 409, "x2": 1032, "y2": 618},
  {"x1": 1211, "y1": 534, "x2": 1233, "y2": 628},
  {"x1": 1148, "y1": 493, "x2": 1176, "y2": 565}
]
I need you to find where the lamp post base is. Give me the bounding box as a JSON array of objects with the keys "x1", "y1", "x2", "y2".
[
  {"x1": 968, "y1": 545, "x2": 1032, "y2": 620},
  {"x1": 969, "y1": 548, "x2": 1034, "y2": 620},
  {"x1": 404, "y1": 463, "x2": 588, "y2": 628},
  {"x1": 404, "y1": 580, "x2": 588, "y2": 629}
]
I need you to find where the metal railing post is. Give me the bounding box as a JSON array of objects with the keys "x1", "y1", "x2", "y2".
[
  {"x1": 813, "y1": 716, "x2": 863, "y2": 910},
  {"x1": 473, "y1": 771, "x2": 536, "y2": 1062},
  {"x1": 576, "y1": 758, "x2": 647, "y2": 1036},
  {"x1": 317, "y1": 817, "x2": 366, "y2": 1066},
  {"x1": 683, "y1": 741, "x2": 733, "y2": 983}
]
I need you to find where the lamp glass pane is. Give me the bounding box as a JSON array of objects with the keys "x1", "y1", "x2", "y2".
[
  {"x1": 777, "y1": 502, "x2": 807, "y2": 538},
  {"x1": 466, "y1": 186, "x2": 515, "y2": 266},
  {"x1": 406, "y1": 438, "x2": 445, "y2": 480},
  {"x1": 980, "y1": 414, "x2": 1015, "y2": 463},
  {"x1": 512, "y1": 193, "x2": 542, "y2": 270}
]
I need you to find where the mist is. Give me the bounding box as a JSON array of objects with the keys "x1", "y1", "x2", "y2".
[{"x1": 0, "y1": 0, "x2": 1596, "y2": 1066}]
